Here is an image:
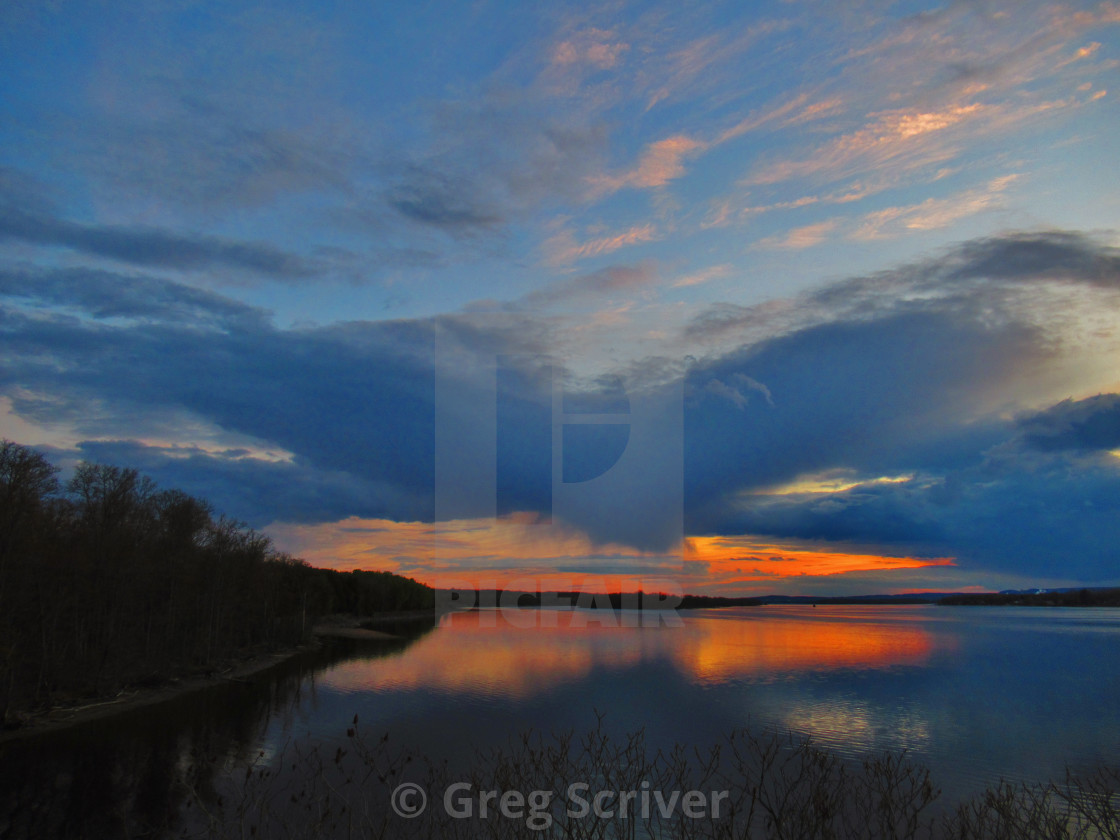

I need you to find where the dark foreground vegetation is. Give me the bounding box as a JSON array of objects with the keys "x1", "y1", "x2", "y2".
[
  {"x1": 0, "y1": 440, "x2": 433, "y2": 724},
  {"x1": 941, "y1": 589, "x2": 1120, "y2": 607},
  {"x1": 170, "y1": 722, "x2": 1120, "y2": 840}
]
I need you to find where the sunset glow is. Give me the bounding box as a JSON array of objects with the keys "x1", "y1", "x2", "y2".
[
  {"x1": 266, "y1": 515, "x2": 955, "y2": 594},
  {"x1": 318, "y1": 607, "x2": 945, "y2": 699},
  {"x1": 670, "y1": 610, "x2": 942, "y2": 684},
  {"x1": 3, "y1": 0, "x2": 1119, "y2": 595}
]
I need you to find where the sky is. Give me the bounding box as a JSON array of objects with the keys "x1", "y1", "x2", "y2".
[{"x1": 2, "y1": 0, "x2": 1120, "y2": 596}]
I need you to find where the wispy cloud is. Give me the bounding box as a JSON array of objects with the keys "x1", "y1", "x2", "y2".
[
  {"x1": 753, "y1": 174, "x2": 1021, "y2": 249},
  {"x1": 0, "y1": 206, "x2": 314, "y2": 278},
  {"x1": 587, "y1": 135, "x2": 707, "y2": 196},
  {"x1": 549, "y1": 28, "x2": 629, "y2": 72},
  {"x1": 522, "y1": 263, "x2": 658, "y2": 308},
  {"x1": 755, "y1": 220, "x2": 839, "y2": 250},
  {"x1": 714, "y1": 93, "x2": 813, "y2": 145},
  {"x1": 745, "y1": 103, "x2": 987, "y2": 188},
  {"x1": 683, "y1": 1, "x2": 1120, "y2": 249},
  {"x1": 544, "y1": 222, "x2": 659, "y2": 265},
  {"x1": 587, "y1": 89, "x2": 844, "y2": 202},
  {"x1": 850, "y1": 175, "x2": 1020, "y2": 241},
  {"x1": 672, "y1": 264, "x2": 733, "y2": 288}
]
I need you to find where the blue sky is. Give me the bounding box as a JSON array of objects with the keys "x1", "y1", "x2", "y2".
[{"x1": 2, "y1": 0, "x2": 1119, "y2": 595}]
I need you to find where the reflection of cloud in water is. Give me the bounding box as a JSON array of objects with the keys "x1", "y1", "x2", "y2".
[
  {"x1": 671, "y1": 607, "x2": 941, "y2": 685},
  {"x1": 317, "y1": 610, "x2": 647, "y2": 700},
  {"x1": 783, "y1": 699, "x2": 933, "y2": 757},
  {"x1": 786, "y1": 700, "x2": 874, "y2": 747},
  {"x1": 319, "y1": 606, "x2": 949, "y2": 703}
]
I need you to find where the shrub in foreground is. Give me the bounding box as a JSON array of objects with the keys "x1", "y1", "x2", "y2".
[{"x1": 177, "y1": 722, "x2": 1120, "y2": 840}]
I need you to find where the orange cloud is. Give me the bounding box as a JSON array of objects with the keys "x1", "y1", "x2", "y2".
[
  {"x1": 755, "y1": 219, "x2": 838, "y2": 249},
  {"x1": 849, "y1": 174, "x2": 1019, "y2": 240},
  {"x1": 551, "y1": 30, "x2": 629, "y2": 70},
  {"x1": 672, "y1": 263, "x2": 733, "y2": 288},
  {"x1": 544, "y1": 222, "x2": 658, "y2": 264},
  {"x1": 682, "y1": 535, "x2": 955, "y2": 585},
  {"x1": 746, "y1": 103, "x2": 986, "y2": 187},
  {"x1": 588, "y1": 135, "x2": 707, "y2": 196},
  {"x1": 267, "y1": 515, "x2": 955, "y2": 595}
]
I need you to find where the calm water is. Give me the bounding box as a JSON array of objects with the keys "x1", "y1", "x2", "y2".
[{"x1": 2, "y1": 605, "x2": 1120, "y2": 835}]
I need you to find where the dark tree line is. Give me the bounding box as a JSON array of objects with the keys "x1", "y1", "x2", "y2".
[
  {"x1": 940, "y1": 588, "x2": 1120, "y2": 606},
  {"x1": 0, "y1": 440, "x2": 433, "y2": 723}
]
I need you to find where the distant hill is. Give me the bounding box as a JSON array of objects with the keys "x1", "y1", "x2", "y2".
[
  {"x1": 940, "y1": 588, "x2": 1120, "y2": 607},
  {"x1": 435, "y1": 587, "x2": 1120, "y2": 610},
  {"x1": 720, "y1": 589, "x2": 1120, "y2": 607}
]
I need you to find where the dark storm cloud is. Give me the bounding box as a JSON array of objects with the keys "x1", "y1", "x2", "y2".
[
  {"x1": 1017, "y1": 394, "x2": 1120, "y2": 452},
  {"x1": 697, "y1": 477, "x2": 950, "y2": 547},
  {"x1": 387, "y1": 167, "x2": 505, "y2": 231},
  {"x1": 676, "y1": 231, "x2": 1120, "y2": 581},
  {"x1": 684, "y1": 377, "x2": 1120, "y2": 581},
  {"x1": 0, "y1": 265, "x2": 268, "y2": 329},
  {"x1": 684, "y1": 309, "x2": 1046, "y2": 505},
  {"x1": 703, "y1": 433, "x2": 1120, "y2": 583},
  {"x1": 945, "y1": 232, "x2": 1120, "y2": 287},
  {"x1": 0, "y1": 285, "x2": 563, "y2": 529},
  {"x1": 69, "y1": 439, "x2": 426, "y2": 528},
  {"x1": 812, "y1": 230, "x2": 1120, "y2": 310},
  {"x1": 0, "y1": 205, "x2": 313, "y2": 278},
  {"x1": 3, "y1": 229, "x2": 1119, "y2": 582},
  {"x1": 0, "y1": 296, "x2": 438, "y2": 523},
  {"x1": 686, "y1": 230, "x2": 1120, "y2": 343}
]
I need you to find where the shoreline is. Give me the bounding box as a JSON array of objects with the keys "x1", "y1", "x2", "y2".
[
  {"x1": 0, "y1": 641, "x2": 318, "y2": 745},
  {"x1": 0, "y1": 611, "x2": 427, "y2": 745}
]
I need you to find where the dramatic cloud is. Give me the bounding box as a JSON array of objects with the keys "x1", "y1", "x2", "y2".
[
  {"x1": 1017, "y1": 394, "x2": 1120, "y2": 452},
  {"x1": 688, "y1": 230, "x2": 1120, "y2": 344},
  {"x1": 675, "y1": 231, "x2": 1120, "y2": 582},
  {"x1": 4, "y1": 227, "x2": 1118, "y2": 584},
  {"x1": 0, "y1": 289, "x2": 438, "y2": 523},
  {"x1": 3, "y1": 2, "x2": 1120, "y2": 592}
]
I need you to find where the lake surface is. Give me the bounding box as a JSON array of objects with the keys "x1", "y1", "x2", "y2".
[{"x1": 2, "y1": 604, "x2": 1119, "y2": 836}]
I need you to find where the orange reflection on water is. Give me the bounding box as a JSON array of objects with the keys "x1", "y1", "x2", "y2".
[
  {"x1": 320, "y1": 607, "x2": 948, "y2": 700},
  {"x1": 672, "y1": 607, "x2": 939, "y2": 684},
  {"x1": 318, "y1": 609, "x2": 646, "y2": 700}
]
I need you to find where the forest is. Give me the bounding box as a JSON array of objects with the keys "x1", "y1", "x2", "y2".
[{"x1": 0, "y1": 440, "x2": 433, "y2": 725}]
